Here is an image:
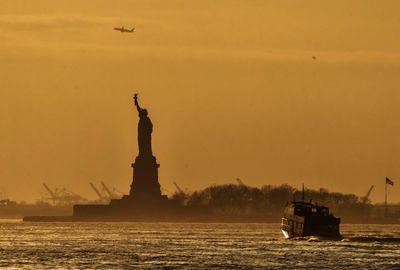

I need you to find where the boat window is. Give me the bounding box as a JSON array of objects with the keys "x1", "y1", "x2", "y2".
[
  {"x1": 312, "y1": 207, "x2": 317, "y2": 213},
  {"x1": 321, "y1": 208, "x2": 329, "y2": 216},
  {"x1": 294, "y1": 206, "x2": 303, "y2": 215}
]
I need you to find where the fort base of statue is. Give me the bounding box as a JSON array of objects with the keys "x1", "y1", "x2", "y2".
[{"x1": 72, "y1": 153, "x2": 174, "y2": 220}]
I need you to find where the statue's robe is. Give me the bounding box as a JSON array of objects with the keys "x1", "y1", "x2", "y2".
[{"x1": 138, "y1": 113, "x2": 153, "y2": 156}]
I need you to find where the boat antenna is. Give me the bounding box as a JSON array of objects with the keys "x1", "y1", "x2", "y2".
[{"x1": 302, "y1": 183, "x2": 305, "y2": 202}]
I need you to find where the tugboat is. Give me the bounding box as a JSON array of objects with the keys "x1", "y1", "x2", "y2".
[{"x1": 280, "y1": 186, "x2": 341, "y2": 239}]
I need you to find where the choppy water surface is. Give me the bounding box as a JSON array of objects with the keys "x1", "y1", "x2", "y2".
[{"x1": 0, "y1": 220, "x2": 399, "y2": 269}]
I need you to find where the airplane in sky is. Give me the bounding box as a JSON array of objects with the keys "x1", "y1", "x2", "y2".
[{"x1": 114, "y1": 26, "x2": 135, "y2": 33}]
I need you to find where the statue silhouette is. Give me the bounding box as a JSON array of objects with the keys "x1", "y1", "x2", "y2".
[
  {"x1": 129, "y1": 94, "x2": 162, "y2": 200},
  {"x1": 69, "y1": 94, "x2": 166, "y2": 221},
  {"x1": 134, "y1": 94, "x2": 153, "y2": 157}
]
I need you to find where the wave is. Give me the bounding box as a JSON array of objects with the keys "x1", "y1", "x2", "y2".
[
  {"x1": 289, "y1": 235, "x2": 341, "y2": 242},
  {"x1": 287, "y1": 234, "x2": 400, "y2": 243}
]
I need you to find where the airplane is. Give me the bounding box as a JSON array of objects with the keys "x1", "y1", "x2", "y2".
[{"x1": 113, "y1": 26, "x2": 135, "y2": 33}]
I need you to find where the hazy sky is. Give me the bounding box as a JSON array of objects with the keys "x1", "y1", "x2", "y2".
[{"x1": 1, "y1": 0, "x2": 400, "y2": 203}]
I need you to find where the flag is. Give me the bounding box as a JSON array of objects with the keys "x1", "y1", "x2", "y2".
[{"x1": 386, "y1": 177, "x2": 394, "y2": 186}]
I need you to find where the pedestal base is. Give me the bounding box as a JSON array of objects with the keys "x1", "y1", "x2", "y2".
[
  {"x1": 129, "y1": 155, "x2": 162, "y2": 201},
  {"x1": 72, "y1": 195, "x2": 181, "y2": 221}
]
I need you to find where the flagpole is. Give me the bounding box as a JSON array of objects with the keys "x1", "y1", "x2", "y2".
[{"x1": 385, "y1": 180, "x2": 387, "y2": 218}]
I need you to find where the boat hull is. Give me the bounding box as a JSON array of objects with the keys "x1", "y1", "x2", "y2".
[
  {"x1": 280, "y1": 226, "x2": 342, "y2": 240},
  {"x1": 281, "y1": 201, "x2": 342, "y2": 240}
]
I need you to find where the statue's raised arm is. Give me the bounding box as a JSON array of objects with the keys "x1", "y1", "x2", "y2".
[
  {"x1": 134, "y1": 93, "x2": 141, "y2": 113},
  {"x1": 133, "y1": 93, "x2": 153, "y2": 157}
]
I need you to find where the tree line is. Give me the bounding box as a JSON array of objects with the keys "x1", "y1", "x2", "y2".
[{"x1": 169, "y1": 183, "x2": 372, "y2": 217}]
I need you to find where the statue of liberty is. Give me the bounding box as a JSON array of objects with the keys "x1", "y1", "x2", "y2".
[
  {"x1": 129, "y1": 93, "x2": 161, "y2": 200},
  {"x1": 134, "y1": 93, "x2": 153, "y2": 157}
]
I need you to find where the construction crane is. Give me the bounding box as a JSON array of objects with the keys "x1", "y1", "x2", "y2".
[
  {"x1": 236, "y1": 178, "x2": 245, "y2": 186},
  {"x1": 42, "y1": 183, "x2": 87, "y2": 206},
  {"x1": 57, "y1": 188, "x2": 87, "y2": 205},
  {"x1": 361, "y1": 185, "x2": 374, "y2": 204},
  {"x1": 100, "y1": 181, "x2": 118, "y2": 199},
  {"x1": 43, "y1": 183, "x2": 57, "y2": 205},
  {"x1": 90, "y1": 182, "x2": 106, "y2": 201},
  {"x1": 173, "y1": 182, "x2": 185, "y2": 194}
]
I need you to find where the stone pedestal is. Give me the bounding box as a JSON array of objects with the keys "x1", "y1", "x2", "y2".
[{"x1": 128, "y1": 155, "x2": 162, "y2": 201}]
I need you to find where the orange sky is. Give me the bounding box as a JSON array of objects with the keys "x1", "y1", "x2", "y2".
[{"x1": 1, "y1": 0, "x2": 400, "y2": 203}]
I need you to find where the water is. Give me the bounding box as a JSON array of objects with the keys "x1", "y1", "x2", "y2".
[{"x1": 0, "y1": 220, "x2": 399, "y2": 269}]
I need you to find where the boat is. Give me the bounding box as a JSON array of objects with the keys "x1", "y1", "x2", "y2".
[{"x1": 280, "y1": 188, "x2": 341, "y2": 239}]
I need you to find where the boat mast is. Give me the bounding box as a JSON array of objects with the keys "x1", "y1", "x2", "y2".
[{"x1": 302, "y1": 183, "x2": 305, "y2": 202}]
